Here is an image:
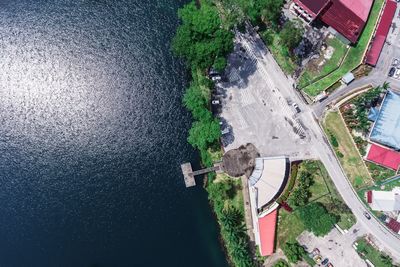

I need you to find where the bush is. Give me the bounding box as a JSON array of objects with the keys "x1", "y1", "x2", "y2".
[
  {"x1": 273, "y1": 259, "x2": 290, "y2": 267},
  {"x1": 298, "y1": 202, "x2": 338, "y2": 236},
  {"x1": 329, "y1": 133, "x2": 339, "y2": 148},
  {"x1": 172, "y1": 1, "x2": 233, "y2": 70},
  {"x1": 282, "y1": 241, "x2": 306, "y2": 263}
]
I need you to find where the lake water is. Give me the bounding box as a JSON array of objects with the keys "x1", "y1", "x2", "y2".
[{"x1": 0, "y1": 0, "x2": 229, "y2": 266}]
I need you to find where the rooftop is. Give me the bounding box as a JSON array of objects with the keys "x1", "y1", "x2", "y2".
[
  {"x1": 370, "y1": 90, "x2": 400, "y2": 150},
  {"x1": 366, "y1": 143, "x2": 400, "y2": 170},
  {"x1": 370, "y1": 188, "x2": 400, "y2": 211},
  {"x1": 258, "y1": 209, "x2": 278, "y2": 256},
  {"x1": 249, "y1": 156, "x2": 288, "y2": 209}
]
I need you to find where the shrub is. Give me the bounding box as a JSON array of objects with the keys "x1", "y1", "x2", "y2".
[{"x1": 298, "y1": 202, "x2": 338, "y2": 236}]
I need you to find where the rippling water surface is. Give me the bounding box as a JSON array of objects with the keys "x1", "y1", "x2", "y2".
[{"x1": 0, "y1": 1, "x2": 229, "y2": 266}]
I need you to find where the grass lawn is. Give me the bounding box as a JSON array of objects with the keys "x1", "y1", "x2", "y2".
[
  {"x1": 356, "y1": 238, "x2": 394, "y2": 267},
  {"x1": 298, "y1": 36, "x2": 348, "y2": 89},
  {"x1": 303, "y1": 0, "x2": 384, "y2": 97},
  {"x1": 366, "y1": 162, "x2": 396, "y2": 182},
  {"x1": 305, "y1": 161, "x2": 356, "y2": 229},
  {"x1": 323, "y1": 111, "x2": 373, "y2": 189},
  {"x1": 277, "y1": 209, "x2": 305, "y2": 245}
]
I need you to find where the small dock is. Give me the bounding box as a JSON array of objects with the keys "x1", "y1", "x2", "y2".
[
  {"x1": 181, "y1": 162, "x2": 223, "y2": 187},
  {"x1": 181, "y1": 163, "x2": 196, "y2": 187}
]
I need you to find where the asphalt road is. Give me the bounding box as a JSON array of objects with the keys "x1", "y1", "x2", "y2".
[{"x1": 237, "y1": 28, "x2": 400, "y2": 261}]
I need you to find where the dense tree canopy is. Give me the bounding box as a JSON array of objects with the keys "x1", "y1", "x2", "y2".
[
  {"x1": 188, "y1": 118, "x2": 221, "y2": 150},
  {"x1": 298, "y1": 202, "x2": 338, "y2": 236},
  {"x1": 282, "y1": 242, "x2": 306, "y2": 263},
  {"x1": 172, "y1": 1, "x2": 233, "y2": 70},
  {"x1": 280, "y1": 20, "x2": 304, "y2": 52}
]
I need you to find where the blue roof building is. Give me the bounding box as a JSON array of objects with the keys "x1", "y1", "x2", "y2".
[{"x1": 370, "y1": 90, "x2": 400, "y2": 150}]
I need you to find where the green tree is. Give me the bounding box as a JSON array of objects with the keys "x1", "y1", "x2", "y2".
[
  {"x1": 280, "y1": 20, "x2": 304, "y2": 52},
  {"x1": 172, "y1": 1, "x2": 233, "y2": 70},
  {"x1": 298, "y1": 202, "x2": 338, "y2": 236},
  {"x1": 282, "y1": 241, "x2": 305, "y2": 263},
  {"x1": 183, "y1": 83, "x2": 211, "y2": 121},
  {"x1": 213, "y1": 57, "x2": 227, "y2": 72},
  {"x1": 262, "y1": 0, "x2": 284, "y2": 27},
  {"x1": 273, "y1": 259, "x2": 290, "y2": 267},
  {"x1": 188, "y1": 118, "x2": 221, "y2": 150}
]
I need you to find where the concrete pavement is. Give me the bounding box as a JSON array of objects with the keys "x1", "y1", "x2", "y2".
[{"x1": 220, "y1": 29, "x2": 400, "y2": 262}]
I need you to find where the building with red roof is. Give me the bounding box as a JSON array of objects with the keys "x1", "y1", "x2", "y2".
[
  {"x1": 366, "y1": 144, "x2": 400, "y2": 170},
  {"x1": 366, "y1": 0, "x2": 397, "y2": 66},
  {"x1": 292, "y1": 0, "x2": 373, "y2": 43},
  {"x1": 258, "y1": 209, "x2": 278, "y2": 256}
]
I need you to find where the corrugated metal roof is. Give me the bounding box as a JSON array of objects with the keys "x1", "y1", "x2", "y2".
[
  {"x1": 294, "y1": 0, "x2": 330, "y2": 16},
  {"x1": 370, "y1": 90, "x2": 400, "y2": 150},
  {"x1": 366, "y1": 143, "x2": 400, "y2": 170},
  {"x1": 258, "y1": 209, "x2": 277, "y2": 256},
  {"x1": 371, "y1": 188, "x2": 400, "y2": 211},
  {"x1": 320, "y1": 0, "x2": 368, "y2": 43},
  {"x1": 366, "y1": 0, "x2": 397, "y2": 66}
]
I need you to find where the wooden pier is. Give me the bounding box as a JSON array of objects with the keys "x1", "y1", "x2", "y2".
[{"x1": 181, "y1": 162, "x2": 223, "y2": 187}]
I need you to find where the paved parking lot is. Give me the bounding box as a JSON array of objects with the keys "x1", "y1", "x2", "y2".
[
  {"x1": 297, "y1": 228, "x2": 366, "y2": 267},
  {"x1": 217, "y1": 32, "x2": 316, "y2": 159}
]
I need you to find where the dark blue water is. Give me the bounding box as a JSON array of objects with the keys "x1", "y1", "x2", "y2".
[{"x1": 0, "y1": 1, "x2": 229, "y2": 266}]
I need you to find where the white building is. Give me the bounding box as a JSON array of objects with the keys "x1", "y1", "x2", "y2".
[{"x1": 369, "y1": 187, "x2": 400, "y2": 212}]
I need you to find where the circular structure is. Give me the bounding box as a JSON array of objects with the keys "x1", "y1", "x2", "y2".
[{"x1": 222, "y1": 143, "x2": 259, "y2": 177}]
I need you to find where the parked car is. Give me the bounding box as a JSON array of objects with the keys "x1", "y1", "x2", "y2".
[
  {"x1": 292, "y1": 102, "x2": 301, "y2": 113},
  {"x1": 364, "y1": 211, "x2": 371, "y2": 220},
  {"x1": 221, "y1": 128, "x2": 230, "y2": 135},
  {"x1": 321, "y1": 258, "x2": 329, "y2": 265},
  {"x1": 211, "y1": 76, "x2": 222, "y2": 82},
  {"x1": 327, "y1": 263, "x2": 334, "y2": 267},
  {"x1": 212, "y1": 99, "x2": 220, "y2": 105},
  {"x1": 388, "y1": 67, "x2": 396, "y2": 77},
  {"x1": 392, "y1": 58, "x2": 399, "y2": 66},
  {"x1": 312, "y1": 248, "x2": 320, "y2": 256}
]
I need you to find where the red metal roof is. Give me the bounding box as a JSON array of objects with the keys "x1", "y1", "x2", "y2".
[
  {"x1": 366, "y1": 0, "x2": 397, "y2": 66},
  {"x1": 294, "y1": 0, "x2": 330, "y2": 17},
  {"x1": 320, "y1": 0, "x2": 371, "y2": 43},
  {"x1": 295, "y1": 0, "x2": 373, "y2": 43},
  {"x1": 367, "y1": 190, "x2": 373, "y2": 204},
  {"x1": 258, "y1": 209, "x2": 277, "y2": 256},
  {"x1": 387, "y1": 218, "x2": 400, "y2": 233},
  {"x1": 366, "y1": 144, "x2": 400, "y2": 170}
]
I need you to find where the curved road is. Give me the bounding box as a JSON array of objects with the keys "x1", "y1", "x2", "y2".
[{"x1": 239, "y1": 28, "x2": 400, "y2": 261}]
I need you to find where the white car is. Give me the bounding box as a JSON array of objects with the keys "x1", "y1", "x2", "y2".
[
  {"x1": 212, "y1": 99, "x2": 220, "y2": 105},
  {"x1": 292, "y1": 102, "x2": 301, "y2": 113}
]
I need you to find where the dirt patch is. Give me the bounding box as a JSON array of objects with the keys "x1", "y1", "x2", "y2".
[{"x1": 222, "y1": 143, "x2": 259, "y2": 177}]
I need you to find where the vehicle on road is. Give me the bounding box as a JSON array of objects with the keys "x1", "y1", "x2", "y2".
[
  {"x1": 392, "y1": 58, "x2": 399, "y2": 66},
  {"x1": 292, "y1": 102, "x2": 301, "y2": 113},
  {"x1": 321, "y1": 258, "x2": 329, "y2": 265},
  {"x1": 364, "y1": 211, "x2": 371, "y2": 220},
  {"x1": 388, "y1": 67, "x2": 396, "y2": 77},
  {"x1": 221, "y1": 128, "x2": 229, "y2": 135},
  {"x1": 212, "y1": 99, "x2": 220, "y2": 105},
  {"x1": 327, "y1": 263, "x2": 333, "y2": 267}
]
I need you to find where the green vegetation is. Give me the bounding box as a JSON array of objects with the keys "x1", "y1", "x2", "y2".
[
  {"x1": 172, "y1": 2, "x2": 233, "y2": 70},
  {"x1": 303, "y1": 0, "x2": 384, "y2": 96},
  {"x1": 280, "y1": 20, "x2": 304, "y2": 52},
  {"x1": 298, "y1": 202, "x2": 338, "y2": 236},
  {"x1": 207, "y1": 175, "x2": 255, "y2": 267},
  {"x1": 341, "y1": 85, "x2": 384, "y2": 135},
  {"x1": 298, "y1": 37, "x2": 348, "y2": 89},
  {"x1": 272, "y1": 259, "x2": 290, "y2": 267},
  {"x1": 356, "y1": 238, "x2": 395, "y2": 267},
  {"x1": 278, "y1": 161, "x2": 355, "y2": 246},
  {"x1": 215, "y1": 0, "x2": 284, "y2": 29},
  {"x1": 323, "y1": 111, "x2": 373, "y2": 188},
  {"x1": 277, "y1": 162, "x2": 299, "y2": 203},
  {"x1": 287, "y1": 171, "x2": 313, "y2": 207},
  {"x1": 366, "y1": 162, "x2": 396, "y2": 182},
  {"x1": 282, "y1": 241, "x2": 306, "y2": 263},
  {"x1": 261, "y1": 30, "x2": 297, "y2": 74}
]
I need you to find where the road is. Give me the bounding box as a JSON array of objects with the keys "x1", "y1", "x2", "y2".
[{"x1": 236, "y1": 29, "x2": 400, "y2": 261}]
